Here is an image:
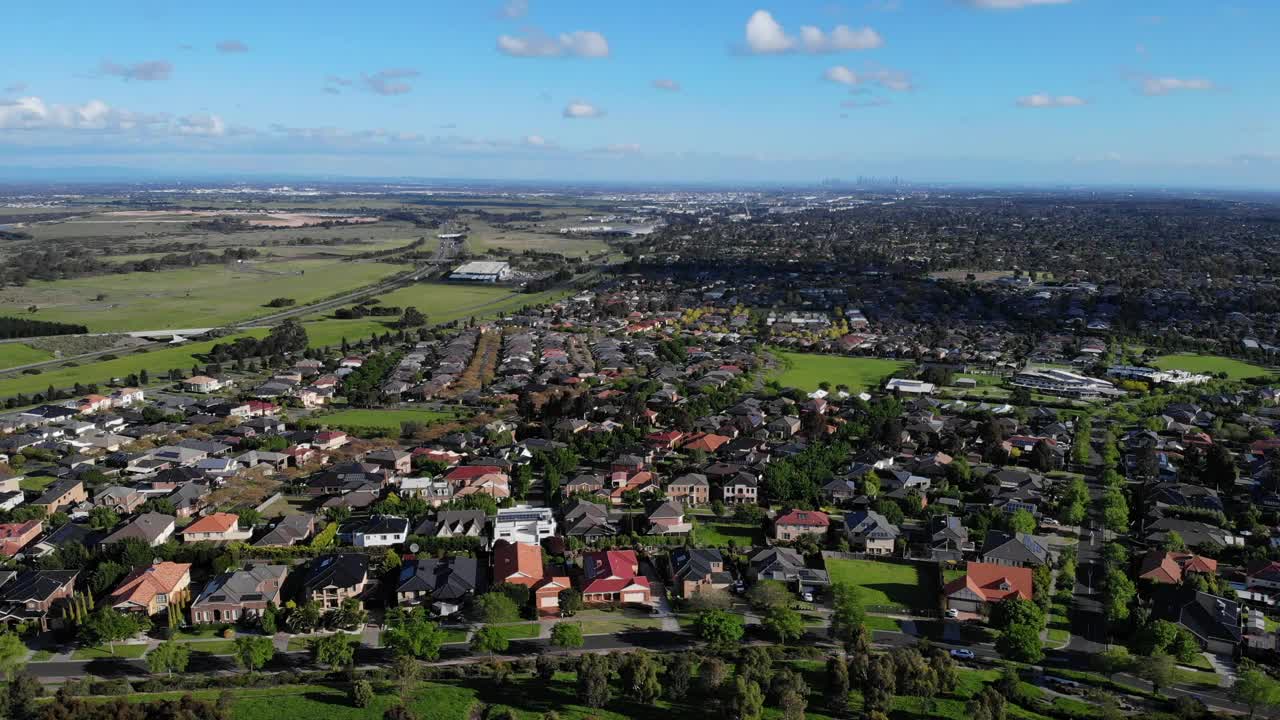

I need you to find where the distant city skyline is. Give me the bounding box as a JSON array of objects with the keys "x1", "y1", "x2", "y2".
[{"x1": 1, "y1": 1, "x2": 1276, "y2": 188}]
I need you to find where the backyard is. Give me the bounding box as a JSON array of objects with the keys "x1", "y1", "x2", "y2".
[
  {"x1": 824, "y1": 557, "x2": 939, "y2": 611},
  {"x1": 773, "y1": 351, "x2": 913, "y2": 393}
]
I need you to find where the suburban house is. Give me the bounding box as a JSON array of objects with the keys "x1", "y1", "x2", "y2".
[
  {"x1": 348, "y1": 515, "x2": 410, "y2": 547},
  {"x1": 183, "y1": 376, "x2": 229, "y2": 393},
  {"x1": 669, "y1": 547, "x2": 732, "y2": 598},
  {"x1": 944, "y1": 561, "x2": 1034, "y2": 615},
  {"x1": 397, "y1": 557, "x2": 482, "y2": 613},
  {"x1": 981, "y1": 531, "x2": 1051, "y2": 567},
  {"x1": 189, "y1": 564, "x2": 288, "y2": 624},
  {"x1": 930, "y1": 516, "x2": 974, "y2": 561},
  {"x1": 561, "y1": 500, "x2": 618, "y2": 540},
  {"x1": 646, "y1": 500, "x2": 692, "y2": 535},
  {"x1": 414, "y1": 509, "x2": 486, "y2": 538},
  {"x1": 581, "y1": 550, "x2": 651, "y2": 605},
  {"x1": 179, "y1": 513, "x2": 252, "y2": 543},
  {"x1": 253, "y1": 514, "x2": 315, "y2": 547},
  {"x1": 0, "y1": 520, "x2": 42, "y2": 557},
  {"x1": 1153, "y1": 587, "x2": 1243, "y2": 656},
  {"x1": 0, "y1": 570, "x2": 78, "y2": 631},
  {"x1": 720, "y1": 473, "x2": 759, "y2": 505},
  {"x1": 93, "y1": 486, "x2": 144, "y2": 514},
  {"x1": 31, "y1": 478, "x2": 87, "y2": 514},
  {"x1": 750, "y1": 547, "x2": 830, "y2": 595},
  {"x1": 842, "y1": 510, "x2": 900, "y2": 555},
  {"x1": 773, "y1": 510, "x2": 830, "y2": 542},
  {"x1": 1248, "y1": 561, "x2": 1280, "y2": 593},
  {"x1": 492, "y1": 506, "x2": 556, "y2": 546},
  {"x1": 1139, "y1": 550, "x2": 1219, "y2": 585},
  {"x1": 108, "y1": 562, "x2": 191, "y2": 616},
  {"x1": 302, "y1": 554, "x2": 370, "y2": 610},
  {"x1": 102, "y1": 513, "x2": 177, "y2": 547},
  {"x1": 365, "y1": 449, "x2": 412, "y2": 475},
  {"x1": 666, "y1": 473, "x2": 710, "y2": 505},
  {"x1": 492, "y1": 540, "x2": 570, "y2": 614}
]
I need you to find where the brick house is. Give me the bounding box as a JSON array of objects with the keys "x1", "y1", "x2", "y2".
[
  {"x1": 109, "y1": 562, "x2": 191, "y2": 616},
  {"x1": 190, "y1": 565, "x2": 288, "y2": 624},
  {"x1": 773, "y1": 510, "x2": 830, "y2": 542}
]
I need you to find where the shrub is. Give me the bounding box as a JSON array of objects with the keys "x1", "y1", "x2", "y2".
[{"x1": 351, "y1": 680, "x2": 374, "y2": 708}]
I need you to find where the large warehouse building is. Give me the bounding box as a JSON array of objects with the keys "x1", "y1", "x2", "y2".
[{"x1": 449, "y1": 261, "x2": 511, "y2": 283}]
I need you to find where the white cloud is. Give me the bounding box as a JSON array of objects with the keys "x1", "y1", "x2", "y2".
[
  {"x1": 652, "y1": 78, "x2": 681, "y2": 92},
  {"x1": 0, "y1": 95, "x2": 226, "y2": 137},
  {"x1": 497, "y1": 30, "x2": 610, "y2": 58},
  {"x1": 216, "y1": 40, "x2": 250, "y2": 54},
  {"x1": 361, "y1": 68, "x2": 420, "y2": 95},
  {"x1": 1016, "y1": 93, "x2": 1086, "y2": 108},
  {"x1": 500, "y1": 0, "x2": 529, "y2": 19},
  {"x1": 563, "y1": 101, "x2": 604, "y2": 118},
  {"x1": 822, "y1": 64, "x2": 913, "y2": 91},
  {"x1": 523, "y1": 134, "x2": 555, "y2": 148},
  {"x1": 1140, "y1": 76, "x2": 1215, "y2": 96},
  {"x1": 99, "y1": 59, "x2": 173, "y2": 82},
  {"x1": 744, "y1": 10, "x2": 883, "y2": 54},
  {"x1": 962, "y1": 0, "x2": 1071, "y2": 9}
]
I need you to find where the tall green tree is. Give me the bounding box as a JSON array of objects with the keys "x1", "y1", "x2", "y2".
[
  {"x1": 233, "y1": 635, "x2": 275, "y2": 673},
  {"x1": 146, "y1": 639, "x2": 191, "y2": 677}
]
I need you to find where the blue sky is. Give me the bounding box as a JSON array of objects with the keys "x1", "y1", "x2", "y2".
[{"x1": 1, "y1": 0, "x2": 1276, "y2": 187}]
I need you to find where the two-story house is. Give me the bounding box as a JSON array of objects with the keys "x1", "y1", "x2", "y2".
[
  {"x1": 302, "y1": 554, "x2": 370, "y2": 610},
  {"x1": 189, "y1": 565, "x2": 288, "y2": 624},
  {"x1": 109, "y1": 562, "x2": 191, "y2": 616}
]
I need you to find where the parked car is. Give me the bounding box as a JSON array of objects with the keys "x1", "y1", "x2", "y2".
[
  {"x1": 944, "y1": 608, "x2": 959, "y2": 618},
  {"x1": 949, "y1": 648, "x2": 975, "y2": 660}
]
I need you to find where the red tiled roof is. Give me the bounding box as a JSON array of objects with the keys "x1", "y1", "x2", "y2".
[
  {"x1": 181, "y1": 512, "x2": 239, "y2": 535},
  {"x1": 494, "y1": 541, "x2": 544, "y2": 586},
  {"x1": 445, "y1": 465, "x2": 505, "y2": 481},
  {"x1": 776, "y1": 510, "x2": 830, "y2": 528},
  {"x1": 945, "y1": 562, "x2": 1032, "y2": 603}
]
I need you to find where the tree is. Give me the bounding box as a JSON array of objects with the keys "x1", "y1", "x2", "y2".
[
  {"x1": 383, "y1": 608, "x2": 446, "y2": 660},
  {"x1": 1103, "y1": 568, "x2": 1137, "y2": 626},
  {"x1": 311, "y1": 632, "x2": 356, "y2": 670},
  {"x1": 861, "y1": 654, "x2": 896, "y2": 715},
  {"x1": 728, "y1": 678, "x2": 764, "y2": 720},
  {"x1": 473, "y1": 592, "x2": 520, "y2": 624},
  {"x1": 620, "y1": 651, "x2": 662, "y2": 703},
  {"x1": 577, "y1": 653, "x2": 613, "y2": 708},
  {"x1": 399, "y1": 306, "x2": 428, "y2": 328},
  {"x1": 7, "y1": 672, "x2": 43, "y2": 720},
  {"x1": 764, "y1": 606, "x2": 805, "y2": 644},
  {"x1": 995, "y1": 622, "x2": 1043, "y2": 663},
  {"x1": 1007, "y1": 509, "x2": 1036, "y2": 534},
  {"x1": 146, "y1": 639, "x2": 190, "y2": 677},
  {"x1": 746, "y1": 579, "x2": 791, "y2": 611},
  {"x1": 1162, "y1": 530, "x2": 1187, "y2": 553},
  {"x1": 79, "y1": 607, "x2": 141, "y2": 655},
  {"x1": 1135, "y1": 619, "x2": 1180, "y2": 656},
  {"x1": 699, "y1": 655, "x2": 728, "y2": 698},
  {"x1": 550, "y1": 622, "x2": 584, "y2": 649},
  {"x1": 1232, "y1": 666, "x2": 1280, "y2": 720},
  {"x1": 471, "y1": 625, "x2": 509, "y2": 657},
  {"x1": 1137, "y1": 652, "x2": 1175, "y2": 696},
  {"x1": 829, "y1": 583, "x2": 866, "y2": 645},
  {"x1": 825, "y1": 655, "x2": 850, "y2": 713},
  {"x1": 1091, "y1": 646, "x2": 1132, "y2": 680},
  {"x1": 233, "y1": 635, "x2": 275, "y2": 673},
  {"x1": 694, "y1": 608, "x2": 745, "y2": 649},
  {"x1": 667, "y1": 652, "x2": 697, "y2": 701},
  {"x1": 0, "y1": 633, "x2": 26, "y2": 681},
  {"x1": 351, "y1": 679, "x2": 375, "y2": 708},
  {"x1": 558, "y1": 588, "x2": 584, "y2": 616},
  {"x1": 87, "y1": 506, "x2": 119, "y2": 531},
  {"x1": 989, "y1": 598, "x2": 1045, "y2": 633}
]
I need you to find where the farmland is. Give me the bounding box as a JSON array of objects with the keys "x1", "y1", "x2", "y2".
[
  {"x1": 1152, "y1": 353, "x2": 1273, "y2": 380},
  {"x1": 773, "y1": 351, "x2": 913, "y2": 393},
  {"x1": 0, "y1": 259, "x2": 411, "y2": 333}
]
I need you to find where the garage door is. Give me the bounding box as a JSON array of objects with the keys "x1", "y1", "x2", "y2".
[
  {"x1": 539, "y1": 596, "x2": 558, "y2": 608},
  {"x1": 622, "y1": 592, "x2": 646, "y2": 603},
  {"x1": 949, "y1": 599, "x2": 981, "y2": 614}
]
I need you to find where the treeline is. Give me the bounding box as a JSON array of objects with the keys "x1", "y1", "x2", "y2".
[
  {"x1": 523, "y1": 268, "x2": 573, "y2": 293},
  {"x1": 0, "y1": 246, "x2": 260, "y2": 284},
  {"x1": 334, "y1": 300, "x2": 402, "y2": 319},
  {"x1": 201, "y1": 320, "x2": 309, "y2": 364},
  {"x1": 0, "y1": 316, "x2": 88, "y2": 339},
  {"x1": 343, "y1": 351, "x2": 401, "y2": 407}
]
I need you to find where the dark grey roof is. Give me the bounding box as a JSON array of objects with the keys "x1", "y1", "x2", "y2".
[
  {"x1": 303, "y1": 554, "x2": 369, "y2": 593},
  {"x1": 398, "y1": 557, "x2": 481, "y2": 602},
  {"x1": 981, "y1": 531, "x2": 1050, "y2": 566}
]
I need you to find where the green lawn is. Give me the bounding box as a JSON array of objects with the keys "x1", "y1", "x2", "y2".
[
  {"x1": 178, "y1": 639, "x2": 238, "y2": 655},
  {"x1": 18, "y1": 475, "x2": 58, "y2": 492},
  {"x1": 692, "y1": 521, "x2": 763, "y2": 548},
  {"x1": 3, "y1": 260, "x2": 411, "y2": 332},
  {"x1": 314, "y1": 408, "x2": 457, "y2": 433},
  {"x1": 70, "y1": 643, "x2": 149, "y2": 660},
  {"x1": 863, "y1": 615, "x2": 902, "y2": 632},
  {"x1": 1152, "y1": 353, "x2": 1273, "y2": 380},
  {"x1": 493, "y1": 623, "x2": 541, "y2": 641},
  {"x1": 825, "y1": 558, "x2": 937, "y2": 610},
  {"x1": 0, "y1": 343, "x2": 53, "y2": 370},
  {"x1": 28, "y1": 649, "x2": 53, "y2": 662},
  {"x1": 572, "y1": 618, "x2": 664, "y2": 635},
  {"x1": 773, "y1": 351, "x2": 913, "y2": 393},
  {"x1": 0, "y1": 329, "x2": 266, "y2": 398}
]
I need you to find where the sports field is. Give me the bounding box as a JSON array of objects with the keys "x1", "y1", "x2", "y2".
[
  {"x1": 1152, "y1": 353, "x2": 1273, "y2": 380},
  {"x1": 774, "y1": 351, "x2": 913, "y2": 392},
  {"x1": 0, "y1": 259, "x2": 410, "y2": 332},
  {"x1": 316, "y1": 408, "x2": 456, "y2": 432}
]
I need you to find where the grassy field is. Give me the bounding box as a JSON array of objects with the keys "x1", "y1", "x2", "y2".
[
  {"x1": 0, "y1": 343, "x2": 53, "y2": 369},
  {"x1": 692, "y1": 521, "x2": 764, "y2": 547},
  {"x1": 314, "y1": 408, "x2": 457, "y2": 433},
  {"x1": 0, "y1": 259, "x2": 410, "y2": 332},
  {"x1": 1152, "y1": 353, "x2": 1273, "y2": 380},
  {"x1": 70, "y1": 643, "x2": 149, "y2": 660},
  {"x1": 774, "y1": 351, "x2": 913, "y2": 392},
  {"x1": 373, "y1": 282, "x2": 520, "y2": 319},
  {"x1": 0, "y1": 330, "x2": 265, "y2": 398},
  {"x1": 493, "y1": 623, "x2": 541, "y2": 641},
  {"x1": 825, "y1": 558, "x2": 937, "y2": 610}
]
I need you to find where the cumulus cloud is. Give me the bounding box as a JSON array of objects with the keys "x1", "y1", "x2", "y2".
[
  {"x1": 962, "y1": 0, "x2": 1071, "y2": 8},
  {"x1": 652, "y1": 78, "x2": 681, "y2": 92},
  {"x1": 563, "y1": 101, "x2": 604, "y2": 118},
  {"x1": 497, "y1": 29, "x2": 610, "y2": 58},
  {"x1": 500, "y1": 0, "x2": 529, "y2": 18},
  {"x1": 1016, "y1": 93, "x2": 1086, "y2": 108},
  {"x1": 744, "y1": 10, "x2": 883, "y2": 54},
  {"x1": 216, "y1": 39, "x2": 250, "y2": 53},
  {"x1": 0, "y1": 95, "x2": 226, "y2": 137},
  {"x1": 1139, "y1": 76, "x2": 1215, "y2": 95},
  {"x1": 99, "y1": 59, "x2": 173, "y2": 82},
  {"x1": 361, "y1": 68, "x2": 420, "y2": 95},
  {"x1": 822, "y1": 64, "x2": 913, "y2": 91}
]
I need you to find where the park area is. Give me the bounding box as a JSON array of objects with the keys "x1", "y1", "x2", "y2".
[
  {"x1": 824, "y1": 557, "x2": 939, "y2": 611},
  {"x1": 1152, "y1": 353, "x2": 1273, "y2": 380},
  {"x1": 773, "y1": 351, "x2": 913, "y2": 393},
  {"x1": 313, "y1": 408, "x2": 457, "y2": 434}
]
